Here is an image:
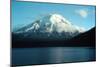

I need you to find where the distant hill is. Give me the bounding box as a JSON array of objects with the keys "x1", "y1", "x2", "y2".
[
  {"x1": 12, "y1": 27, "x2": 96, "y2": 48},
  {"x1": 67, "y1": 27, "x2": 96, "y2": 47}
]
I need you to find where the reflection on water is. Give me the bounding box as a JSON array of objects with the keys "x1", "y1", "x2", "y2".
[{"x1": 12, "y1": 47, "x2": 96, "y2": 66}]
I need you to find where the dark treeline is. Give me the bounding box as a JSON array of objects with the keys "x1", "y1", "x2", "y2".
[{"x1": 12, "y1": 27, "x2": 96, "y2": 48}]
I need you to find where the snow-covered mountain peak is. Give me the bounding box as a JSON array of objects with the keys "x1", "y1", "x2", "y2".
[
  {"x1": 50, "y1": 14, "x2": 71, "y2": 25},
  {"x1": 15, "y1": 13, "x2": 85, "y2": 35}
]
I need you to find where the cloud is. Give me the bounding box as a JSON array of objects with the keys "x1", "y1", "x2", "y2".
[
  {"x1": 74, "y1": 25, "x2": 86, "y2": 33},
  {"x1": 76, "y1": 9, "x2": 88, "y2": 18}
]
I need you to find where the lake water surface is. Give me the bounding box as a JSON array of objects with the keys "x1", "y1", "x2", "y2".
[{"x1": 12, "y1": 47, "x2": 95, "y2": 66}]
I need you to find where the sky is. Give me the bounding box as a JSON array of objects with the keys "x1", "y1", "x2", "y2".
[{"x1": 12, "y1": 0, "x2": 96, "y2": 31}]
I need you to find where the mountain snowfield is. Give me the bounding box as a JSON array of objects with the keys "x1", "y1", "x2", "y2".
[{"x1": 14, "y1": 14, "x2": 85, "y2": 39}]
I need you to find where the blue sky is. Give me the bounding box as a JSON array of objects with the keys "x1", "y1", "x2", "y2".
[{"x1": 12, "y1": 0, "x2": 96, "y2": 31}]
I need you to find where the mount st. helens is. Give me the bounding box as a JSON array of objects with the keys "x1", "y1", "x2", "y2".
[{"x1": 12, "y1": 14, "x2": 95, "y2": 47}]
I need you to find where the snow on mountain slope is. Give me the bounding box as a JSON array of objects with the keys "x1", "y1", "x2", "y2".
[
  {"x1": 14, "y1": 13, "x2": 85, "y2": 39},
  {"x1": 16, "y1": 14, "x2": 84, "y2": 33}
]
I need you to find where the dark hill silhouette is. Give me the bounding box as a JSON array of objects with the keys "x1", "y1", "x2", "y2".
[
  {"x1": 66, "y1": 27, "x2": 96, "y2": 47},
  {"x1": 12, "y1": 27, "x2": 96, "y2": 48}
]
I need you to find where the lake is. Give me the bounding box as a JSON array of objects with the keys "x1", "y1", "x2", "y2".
[{"x1": 12, "y1": 47, "x2": 96, "y2": 66}]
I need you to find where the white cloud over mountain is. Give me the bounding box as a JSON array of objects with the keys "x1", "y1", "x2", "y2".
[{"x1": 76, "y1": 9, "x2": 88, "y2": 18}]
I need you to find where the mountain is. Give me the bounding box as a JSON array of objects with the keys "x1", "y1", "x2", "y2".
[
  {"x1": 13, "y1": 14, "x2": 85, "y2": 40},
  {"x1": 12, "y1": 13, "x2": 96, "y2": 48},
  {"x1": 67, "y1": 27, "x2": 96, "y2": 47}
]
